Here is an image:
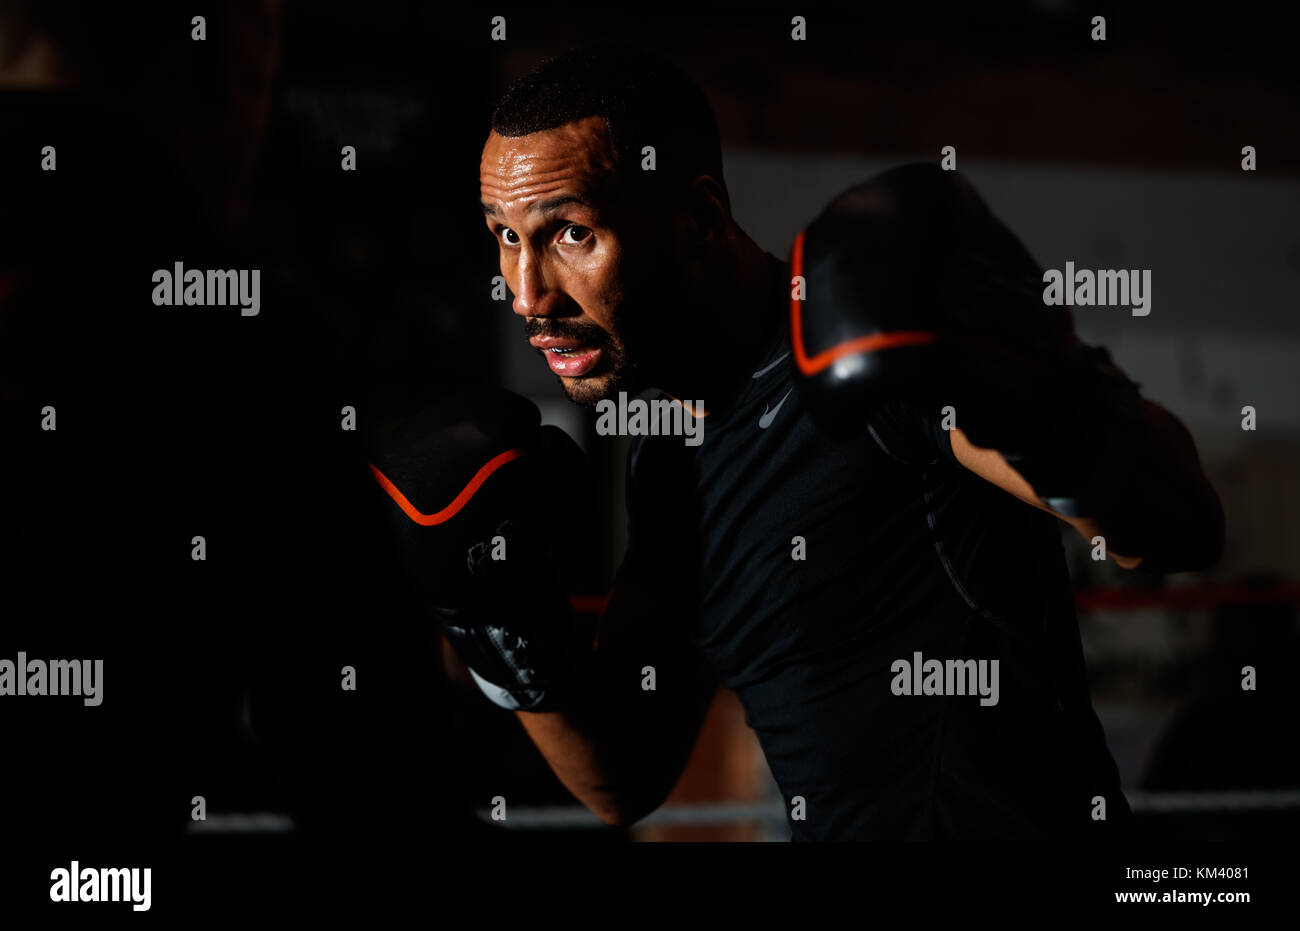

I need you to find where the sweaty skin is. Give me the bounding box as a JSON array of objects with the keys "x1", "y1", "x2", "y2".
[
  {"x1": 480, "y1": 117, "x2": 630, "y2": 406},
  {"x1": 479, "y1": 115, "x2": 774, "y2": 413}
]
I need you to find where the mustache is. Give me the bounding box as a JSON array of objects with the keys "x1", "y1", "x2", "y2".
[{"x1": 523, "y1": 318, "x2": 611, "y2": 346}]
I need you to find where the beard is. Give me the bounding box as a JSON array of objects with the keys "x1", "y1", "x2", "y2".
[
  {"x1": 523, "y1": 315, "x2": 643, "y2": 408},
  {"x1": 522, "y1": 232, "x2": 690, "y2": 407}
]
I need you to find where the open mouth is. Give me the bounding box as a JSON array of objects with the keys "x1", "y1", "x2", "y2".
[
  {"x1": 541, "y1": 345, "x2": 603, "y2": 376},
  {"x1": 529, "y1": 336, "x2": 605, "y2": 377}
]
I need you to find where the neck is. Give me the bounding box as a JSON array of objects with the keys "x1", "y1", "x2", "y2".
[{"x1": 655, "y1": 227, "x2": 782, "y2": 416}]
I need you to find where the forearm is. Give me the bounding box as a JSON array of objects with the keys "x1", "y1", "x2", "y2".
[
  {"x1": 952, "y1": 370, "x2": 1224, "y2": 574},
  {"x1": 981, "y1": 397, "x2": 1224, "y2": 573},
  {"x1": 1086, "y1": 399, "x2": 1225, "y2": 573},
  {"x1": 516, "y1": 699, "x2": 665, "y2": 827},
  {"x1": 955, "y1": 332, "x2": 1225, "y2": 573},
  {"x1": 514, "y1": 593, "x2": 715, "y2": 826}
]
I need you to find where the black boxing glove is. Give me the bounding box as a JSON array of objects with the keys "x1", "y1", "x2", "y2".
[
  {"x1": 790, "y1": 162, "x2": 1146, "y2": 517},
  {"x1": 369, "y1": 389, "x2": 595, "y2": 711}
]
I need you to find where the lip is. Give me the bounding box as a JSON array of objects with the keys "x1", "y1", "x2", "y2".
[
  {"x1": 532, "y1": 341, "x2": 603, "y2": 377},
  {"x1": 528, "y1": 336, "x2": 585, "y2": 351}
]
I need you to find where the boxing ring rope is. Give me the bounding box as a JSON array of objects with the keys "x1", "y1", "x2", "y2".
[
  {"x1": 176, "y1": 790, "x2": 1300, "y2": 834},
  {"x1": 475, "y1": 790, "x2": 1300, "y2": 830},
  {"x1": 574, "y1": 582, "x2": 1300, "y2": 617},
  {"x1": 1072, "y1": 582, "x2": 1300, "y2": 611}
]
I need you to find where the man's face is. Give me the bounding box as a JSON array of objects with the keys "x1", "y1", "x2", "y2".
[{"x1": 480, "y1": 116, "x2": 681, "y2": 406}]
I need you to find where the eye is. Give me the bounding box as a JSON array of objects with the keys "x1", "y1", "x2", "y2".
[
  {"x1": 560, "y1": 224, "x2": 592, "y2": 245},
  {"x1": 500, "y1": 227, "x2": 520, "y2": 246}
]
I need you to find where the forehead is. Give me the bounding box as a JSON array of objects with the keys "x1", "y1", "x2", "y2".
[{"x1": 479, "y1": 115, "x2": 619, "y2": 212}]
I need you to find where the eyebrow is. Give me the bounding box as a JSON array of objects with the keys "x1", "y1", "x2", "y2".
[{"x1": 481, "y1": 194, "x2": 594, "y2": 219}]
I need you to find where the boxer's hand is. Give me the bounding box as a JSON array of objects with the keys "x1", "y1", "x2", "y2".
[
  {"x1": 369, "y1": 389, "x2": 595, "y2": 710},
  {"x1": 790, "y1": 162, "x2": 1145, "y2": 515}
]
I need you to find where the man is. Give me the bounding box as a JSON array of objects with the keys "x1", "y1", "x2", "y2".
[{"x1": 374, "y1": 45, "x2": 1223, "y2": 840}]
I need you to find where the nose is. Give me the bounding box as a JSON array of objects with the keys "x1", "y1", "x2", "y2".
[{"x1": 511, "y1": 249, "x2": 564, "y2": 318}]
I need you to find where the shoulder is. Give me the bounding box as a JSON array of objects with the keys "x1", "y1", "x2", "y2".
[{"x1": 866, "y1": 398, "x2": 960, "y2": 469}]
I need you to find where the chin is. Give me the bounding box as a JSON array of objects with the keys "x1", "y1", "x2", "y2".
[
  {"x1": 561, "y1": 373, "x2": 618, "y2": 408},
  {"x1": 559, "y1": 357, "x2": 643, "y2": 408}
]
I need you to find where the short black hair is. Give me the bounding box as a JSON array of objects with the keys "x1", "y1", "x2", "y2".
[{"x1": 490, "y1": 44, "x2": 727, "y2": 205}]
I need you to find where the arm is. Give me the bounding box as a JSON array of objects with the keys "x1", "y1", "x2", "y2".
[
  {"x1": 949, "y1": 397, "x2": 1225, "y2": 573},
  {"x1": 516, "y1": 572, "x2": 717, "y2": 827},
  {"x1": 786, "y1": 164, "x2": 1224, "y2": 575},
  {"x1": 368, "y1": 390, "x2": 716, "y2": 825}
]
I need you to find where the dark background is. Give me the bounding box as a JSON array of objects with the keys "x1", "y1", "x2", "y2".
[{"x1": 1, "y1": 0, "x2": 1298, "y2": 911}]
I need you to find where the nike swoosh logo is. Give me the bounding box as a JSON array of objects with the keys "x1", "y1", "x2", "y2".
[
  {"x1": 758, "y1": 391, "x2": 792, "y2": 429},
  {"x1": 751, "y1": 351, "x2": 790, "y2": 379}
]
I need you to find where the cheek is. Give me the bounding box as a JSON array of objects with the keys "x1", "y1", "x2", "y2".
[{"x1": 575, "y1": 244, "x2": 626, "y2": 332}]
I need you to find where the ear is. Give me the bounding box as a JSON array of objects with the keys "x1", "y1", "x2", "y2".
[{"x1": 684, "y1": 174, "x2": 730, "y2": 244}]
